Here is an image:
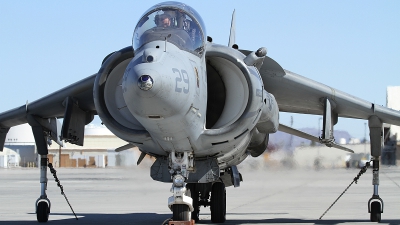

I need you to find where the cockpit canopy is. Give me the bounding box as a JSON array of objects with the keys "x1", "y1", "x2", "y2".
[{"x1": 132, "y1": 1, "x2": 206, "y2": 56}]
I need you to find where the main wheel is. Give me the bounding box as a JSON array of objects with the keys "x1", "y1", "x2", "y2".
[
  {"x1": 211, "y1": 182, "x2": 226, "y2": 223},
  {"x1": 173, "y1": 204, "x2": 190, "y2": 221},
  {"x1": 187, "y1": 183, "x2": 200, "y2": 222},
  {"x1": 370, "y1": 201, "x2": 381, "y2": 222},
  {"x1": 36, "y1": 201, "x2": 49, "y2": 222}
]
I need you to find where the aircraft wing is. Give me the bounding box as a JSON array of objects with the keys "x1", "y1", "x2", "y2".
[
  {"x1": 254, "y1": 53, "x2": 400, "y2": 126},
  {"x1": 0, "y1": 74, "x2": 96, "y2": 133}
]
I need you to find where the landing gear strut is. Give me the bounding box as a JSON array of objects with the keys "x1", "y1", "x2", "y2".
[{"x1": 368, "y1": 158, "x2": 383, "y2": 222}]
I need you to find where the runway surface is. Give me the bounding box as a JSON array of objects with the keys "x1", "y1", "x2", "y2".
[{"x1": 0, "y1": 165, "x2": 399, "y2": 225}]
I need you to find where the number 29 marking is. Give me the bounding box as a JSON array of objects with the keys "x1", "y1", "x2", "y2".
[{"x1": 173, "y1": 68, "x2": 189, "y2": 94}]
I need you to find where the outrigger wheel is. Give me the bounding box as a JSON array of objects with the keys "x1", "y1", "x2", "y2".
[
  {"x1": 370, "y1": 201, "x2": 382, "y2": 222},
  {"x1": 36, "y1": 201, "x2": 50, "y2": 222}
]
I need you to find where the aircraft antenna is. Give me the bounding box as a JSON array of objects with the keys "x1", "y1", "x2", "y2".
[
  {"x1": 228, "y1": 10, "x2": 236, "y2": 47},
  {"x1": 164, "y1": 34, "x2": 171, "y2": 52}
]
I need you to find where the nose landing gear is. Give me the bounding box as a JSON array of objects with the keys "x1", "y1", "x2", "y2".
[{"x1": 168, "y1": 151, "x2": 195, "y2": 222}]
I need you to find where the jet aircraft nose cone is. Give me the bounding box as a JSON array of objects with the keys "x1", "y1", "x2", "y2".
[{"x1": 137, "y1": 75, "x2": 154, "y2": 91}]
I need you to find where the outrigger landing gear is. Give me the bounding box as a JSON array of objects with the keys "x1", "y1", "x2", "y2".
[
  {"x1": 368, "y1": 157, "x2": 384, "y2": 222},
  {"x1": 27, "y1": 115, "x2": 56, "y2": 223},
  {"x1": 36, "y1": 155, "x2": 51, "y2": 222},
  {"x1": 368, "y1": 116, "x2": 384, "y2": 222},
  {"x1": 27, "y1": 115, "x2": 75, "y2": 222}
]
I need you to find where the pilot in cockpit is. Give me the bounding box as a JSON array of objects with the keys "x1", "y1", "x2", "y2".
[
  {"x1": 156, "y1": 14, "x2": 172, "y2": 28},
  {"x1": 136, "y1": 9, "x2": 202, "y2": 52}
]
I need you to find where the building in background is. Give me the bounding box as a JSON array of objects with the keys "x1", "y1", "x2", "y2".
[
  {"x1": 47, "y1": 125, "x2": 140, "y2": 168},
  {"x1": 387, "y1": 86, "x2": 400, "y2": 140},
  {"x1": 3, "y1": 124, "x2": 36, "y2": 167},
  {"x1": 383, "y1": 86, "x2": 400, "y2": 165},
  {"x1": 0, "y1": 147, "x2": 21, "y2": 168},
  {"x1": 2, "y1": 123, "x2": 143, "y2": 168}
]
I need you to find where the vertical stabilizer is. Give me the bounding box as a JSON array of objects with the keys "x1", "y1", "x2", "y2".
[{"x1": 228, "y1": 10, "x2": 236, "y2": 47}]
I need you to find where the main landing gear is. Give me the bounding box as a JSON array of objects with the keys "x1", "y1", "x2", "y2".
[
  {"x1": 185, "y1": 182, "x2": 226, "y2": 223},
  {"x1": 210, "y1": 182, "x2": 226, "y2": 223},
  {"x1": 186, "y1": 183, "x2": 199, "y2": 222}
]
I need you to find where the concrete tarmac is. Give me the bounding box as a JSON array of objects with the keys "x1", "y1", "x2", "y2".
[{"x1": 0, "y1": 165, "x2": 399, "y2": 225}]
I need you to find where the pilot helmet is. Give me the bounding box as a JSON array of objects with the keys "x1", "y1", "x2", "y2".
[{"x1": 156, "y1": 13, "x2": 172, "y2": 27}]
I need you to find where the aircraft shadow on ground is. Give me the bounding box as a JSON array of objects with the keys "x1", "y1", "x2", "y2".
[
  {"x1": 218, "y1": 218, "x2": 400, "y2": 225},
  {"x1": 4, "y1": 212, "x2": 171, "y2": 225},
  {"x1": 1, "y1": 213, "x2": 399, "y2": 225}
]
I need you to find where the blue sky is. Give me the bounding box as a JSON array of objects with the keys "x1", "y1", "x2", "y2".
[{"x1": 0, "y1": 1, "x2": 399, "y2": 140}]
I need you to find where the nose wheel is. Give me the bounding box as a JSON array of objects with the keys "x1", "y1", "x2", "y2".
[
  {"x1": 369, "y1": 196, "x2": 383, "y2": 223},
  {"x1": 173, "y1": 204, "x2": 190, "y2": 221}
]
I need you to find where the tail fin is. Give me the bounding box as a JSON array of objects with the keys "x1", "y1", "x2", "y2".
[{"x1": 228, "y1": 10, "x2": 236, "y2": 47}]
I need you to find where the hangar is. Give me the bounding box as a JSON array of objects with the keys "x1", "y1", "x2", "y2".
[{"x1": 3, "y1": 123, "x2": 143, "y2": 168}]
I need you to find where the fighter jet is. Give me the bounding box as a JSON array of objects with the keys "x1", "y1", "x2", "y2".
[{"x1": 0, "y1": 1, "x2": 399, "y2": 223}]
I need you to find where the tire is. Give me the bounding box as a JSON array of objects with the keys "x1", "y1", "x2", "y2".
[
  {"x1": 173, "y1": 204, "x2": 190, "y2": 221},
  {"x1": 370, "y1": 201, "x2": 381, "y2": 222},
  {"x1": 37, "y1": 201, "x2": 49, "y2": 223},
  {"x1": 211, "y1": 182, "x2": 226, "y2": 223},
  {"x1": 187, "y1": 183, "x2": 200, "y2": 222}
]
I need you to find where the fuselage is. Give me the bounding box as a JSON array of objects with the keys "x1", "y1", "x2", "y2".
[{"x1": 123, "y1": 41, "x2": 207, "y2": 154}]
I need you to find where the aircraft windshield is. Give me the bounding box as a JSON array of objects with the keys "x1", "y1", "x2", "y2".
[{"x1": 133, "y1": 2, "x2": 206, "y2": 56}]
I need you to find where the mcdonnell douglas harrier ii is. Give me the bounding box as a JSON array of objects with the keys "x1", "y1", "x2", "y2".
[{"x1": 0, "y1": 1, "x2": 399, "y2": 223}]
